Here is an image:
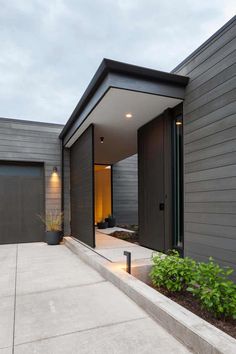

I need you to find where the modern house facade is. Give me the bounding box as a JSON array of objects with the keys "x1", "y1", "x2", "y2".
[{"x1": 0, "y1": 17, "x2": 235, "y2": 278}]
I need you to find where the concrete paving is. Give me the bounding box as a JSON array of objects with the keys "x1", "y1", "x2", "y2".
[
  {"x1": 97, "y1": 226, "x2": 134, "y2": 235},
  {"x1": 96, "y1": 231, "x2": 155, "y2": 263},
  {"x1": 0, "y1": 242, "x2": 192, "y2": 354}
]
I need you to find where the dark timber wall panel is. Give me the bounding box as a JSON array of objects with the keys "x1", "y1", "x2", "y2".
[
  {"x1": 112, "y1": 154, "x2": 138, "y2": 225},
  {"x1": 70, "y1": 125, "x2": 95, "y2": 247},
  {"x1": 138, "y1": 115, "x2": 164, "y2": 251},
  {"x1": 138, "y1": 109, "x2": 173, "y2": 251},
  {"x1": 0, "y1": 118, "x2": 63, "y2": 217},
  {"x1": 173, "y1": 17, "x2": 236, "y2": 279}
]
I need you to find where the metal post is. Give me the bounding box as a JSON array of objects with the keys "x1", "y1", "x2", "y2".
[{"x1": 124, "y1": 251, "x2": 131, "y2": 274}]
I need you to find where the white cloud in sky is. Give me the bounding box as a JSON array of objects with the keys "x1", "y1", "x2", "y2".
[{"x1": 0, "y1": 0, "x2": 235, "y2": 124}]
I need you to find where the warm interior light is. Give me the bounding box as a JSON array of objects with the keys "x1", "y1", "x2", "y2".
[
  {"x1": 94, "y1": 165, "x2": 111, "y2": 224},
  {"x1": 125, "y1": 113, "x2": 133, "y2": 118},
  {"x1": 105, "y1": 166, "x2": 111, "y2": 169},
  {"x1": 176, "y1": 121, "x2": 182, "y2": 126}
]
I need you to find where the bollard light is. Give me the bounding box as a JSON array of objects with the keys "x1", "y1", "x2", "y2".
[{"x1": 124, "y1": 251, "x2": 131, "y2": 274}]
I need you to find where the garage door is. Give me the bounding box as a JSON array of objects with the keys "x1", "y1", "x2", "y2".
[{"x1": 0, "y1": 163, "x2": 44, "y2": 244}]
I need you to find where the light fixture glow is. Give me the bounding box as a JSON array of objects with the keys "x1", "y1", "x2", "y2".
[
  {"x1": 100, "y1": 136, "x2": 104, "y2": 144},
  {"x1": 52, "y1": 166, "x2": 58, "y2": 173},
  {"x1": 105, "y1": 166, "x2": 111, "y2": 169},
  {"x1": 176, "y1": 121, "x2": 182, "y2": 126},
  {"x1": 125, "y1": 113, "x2": 133, "y2": 118}
]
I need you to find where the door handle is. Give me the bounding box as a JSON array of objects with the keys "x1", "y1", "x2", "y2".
[{"x1": 159, "y1": 203, "x2": 165, "y2": 211}]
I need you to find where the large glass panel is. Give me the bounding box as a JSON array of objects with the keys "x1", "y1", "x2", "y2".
[{"x1": 173, "y1": 116, "x2": 183, "y2": 249}]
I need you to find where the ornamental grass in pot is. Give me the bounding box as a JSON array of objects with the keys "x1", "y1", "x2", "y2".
[{"x1": 39, "y1": 211, "x2": 63, "y2": 245}]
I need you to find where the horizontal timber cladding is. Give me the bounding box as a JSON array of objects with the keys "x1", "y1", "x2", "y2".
[
  {"x1": 112, "y1": 154, "x2": 138, "y2": 225},
  {"x1": 70, "y1": 125, "x2": 95, "y2": 247},
  {"x1": 173, "y1": 16, "x2": 236, "y2": 279},
  {"x1": 0, "y1": 118, "x2": 63, "y2": 221}
]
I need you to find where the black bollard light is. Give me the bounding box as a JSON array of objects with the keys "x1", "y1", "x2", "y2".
[{"x1": 124, "y1": 251, "x2": 131, "y2": 274}]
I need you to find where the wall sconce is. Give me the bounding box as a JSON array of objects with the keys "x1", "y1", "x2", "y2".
[
  {"x1": 100, "y1": 137, "x2": 104, "y2": 144},
  {"x1": 52, "y1": 166, "x2": 58, "y2": 173}
]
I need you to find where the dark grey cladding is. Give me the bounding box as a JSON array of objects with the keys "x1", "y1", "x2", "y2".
[
  {"x1": 173, "y1": 16, "x2": 236, "y2": 280},
  {"x1": 112, "y1": 154, "x2": 138, "y2": 225}
]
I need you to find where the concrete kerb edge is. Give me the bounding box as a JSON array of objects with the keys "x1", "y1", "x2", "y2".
[{"x1": 64, "y1": 237, "x2": 236, "y2": 354}]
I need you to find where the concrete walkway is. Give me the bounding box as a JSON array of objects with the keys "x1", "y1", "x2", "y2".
[
  {"x1": 96, "y1": 231, "x2": 154, "y2": 264},
  {"x1": 0, "y1": 243, "x2": 191, "y2": 354}
]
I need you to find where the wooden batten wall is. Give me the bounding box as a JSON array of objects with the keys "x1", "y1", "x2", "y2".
[{"x1": 70, "y1": 125, "x2": 95, "y2": 247}]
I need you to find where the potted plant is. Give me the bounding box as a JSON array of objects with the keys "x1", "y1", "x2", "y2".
[
  {"x1": 39, "y1": 211, "x2": 63, "y2": 245},
  {"x1": 105, "y1": 214, "x2": 116, "y2": 228},
  {"x1": 97, "y1": 219, "x2": 108, "y2": 229}
]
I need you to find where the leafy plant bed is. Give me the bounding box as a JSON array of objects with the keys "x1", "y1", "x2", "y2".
[
  {"x1": 151, "y1": 284, "x2": 236, "y2": 339},
  {"x1": 148, "y1": 251, "x2": 236, "y2": 339},
  {"x1": 110, "y1": 230, "x2": 139, "y2": 244}
]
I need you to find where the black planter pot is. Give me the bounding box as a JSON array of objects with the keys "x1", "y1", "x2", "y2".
[
  {"x1": 45, "y1": 231, "x2": 62, "y2": 245},
  {"x1": 97, "y1": 221, "x2": 108, "y2": 229},
  {"x1": 105, "y1": 217, "x2": 116, "y2": 228}
]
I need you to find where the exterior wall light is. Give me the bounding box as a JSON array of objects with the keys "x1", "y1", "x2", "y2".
[
  {"x1": 176, "y1": 121, "x2": 182, "y2": 126},
  {"x1": 125, "y1": 113, "x2": 132, "y2": 118},
  {"x1": 53, "y1": 166, "x2": 58, "y2": 173},
  {"x1": 100, "y1": 137, "x2": 104, "y2": 144}
]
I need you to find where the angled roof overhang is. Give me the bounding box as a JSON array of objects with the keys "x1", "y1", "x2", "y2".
[{"x1": 60, "y1": 59, "x2": 189, "y2": 164}]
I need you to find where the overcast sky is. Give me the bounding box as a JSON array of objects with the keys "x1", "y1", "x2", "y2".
[{"x1": 0, "y1": 1, "x2": 235, "y2": 124}]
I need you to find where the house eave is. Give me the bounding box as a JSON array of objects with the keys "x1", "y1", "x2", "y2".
[{"x1": 59, "y1": 58, "x2": 189, "y2": 140}]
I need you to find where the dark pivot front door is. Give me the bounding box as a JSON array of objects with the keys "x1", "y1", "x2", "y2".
[
  {"x1": 70, "y1": 125, "x2": 95, "y2": 248},
  {"x1": 138, "y1": 115, "x2": 165, "y2": 250},
  {"x1": 0, "y1": 163, "x2": 44, "y2": 244}
]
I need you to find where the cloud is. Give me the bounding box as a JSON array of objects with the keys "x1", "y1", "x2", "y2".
[{"x1": 0, "y1": 0, "x2": 235, "y2": 123}]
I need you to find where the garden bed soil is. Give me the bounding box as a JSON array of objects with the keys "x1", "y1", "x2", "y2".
[
  {"x1": 110, "y1": 230, "x2": 139, "y2": 244},
  {"x1": 151, "y1": 284, "x2": 236, "y2": 339}
]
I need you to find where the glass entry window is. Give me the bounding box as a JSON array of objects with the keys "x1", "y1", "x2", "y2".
[
  {"x1": 94, "y1": 165, "x2": 112, "y2": 224},
  {"x1": 173, "y1": 116, "x2": 183, "y2": 249}
]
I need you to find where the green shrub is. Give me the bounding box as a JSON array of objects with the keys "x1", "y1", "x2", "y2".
[
  {"x1": 150, "y1": 250, "x2": 196, "y2": 292},
  {"x1": 187, "y1": 258, "x2": 236, "y2": 319},
  {"x1": 150, "y1": 251, "x2": 236, "y2": 319}
]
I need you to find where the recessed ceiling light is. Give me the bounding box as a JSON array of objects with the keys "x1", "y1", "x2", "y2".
[{"x1": 125, "y1": 113, "x2": 133, "y2": 118}]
